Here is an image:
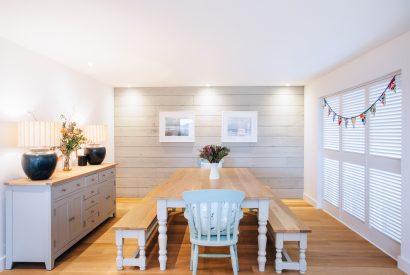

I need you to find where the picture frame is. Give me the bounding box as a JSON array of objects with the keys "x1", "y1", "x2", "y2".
[
  {"x1": 221, "y1": 111, "x2": 258, "y2": 142},
  {"x1": 159, "y1": 111, "x2": 195, "y2": 142}
]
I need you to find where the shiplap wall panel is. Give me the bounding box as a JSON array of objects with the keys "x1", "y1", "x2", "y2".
[{"x1": 114, "y1": 86, "x2": 304, "y2": 198}]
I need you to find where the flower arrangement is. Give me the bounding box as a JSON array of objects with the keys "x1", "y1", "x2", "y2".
[
  {"x1": 59, "y1": 115, "x2": 86, "y2": 171},
  {"x1": 199, "y1": 145, "x2": 230, "y2": 163}
]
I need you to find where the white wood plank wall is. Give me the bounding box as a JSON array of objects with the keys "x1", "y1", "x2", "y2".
[{"x1": 114, "y1": 86, "x2": 304, "y2": 198}]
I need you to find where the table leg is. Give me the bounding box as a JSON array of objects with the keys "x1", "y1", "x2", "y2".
[
  {"x1": 157, "y1": 200, "x2": 168, "y2": 271},
  {"x1": 258, "y1": 199, "x2": 269, "y2": 272}
]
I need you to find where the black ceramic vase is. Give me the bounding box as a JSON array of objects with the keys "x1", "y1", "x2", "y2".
[
  {"x1": 21, "y1": 150, "x2": 58, "y2": 180},
  {"x1": 84, "y1": 146, "x2": 106, "y2": 165}
]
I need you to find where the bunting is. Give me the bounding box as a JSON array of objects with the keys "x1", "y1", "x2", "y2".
[{"x1": 323, "y1": 76, "x2": 397, "y2": 128}]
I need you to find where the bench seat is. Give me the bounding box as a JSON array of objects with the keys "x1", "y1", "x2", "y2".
[
  {"x1": 113, "y1": 186, "x2": 162, "y2": 270},
  {"x1": 265, "y1": 193, "x2": 311, "y2": 274}
]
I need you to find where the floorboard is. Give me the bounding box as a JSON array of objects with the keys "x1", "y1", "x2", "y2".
[{"x1": 3, "y1": 199, "x2": 404, "y2": 275}]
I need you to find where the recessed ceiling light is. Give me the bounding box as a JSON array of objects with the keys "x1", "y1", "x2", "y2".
[
  {"x1": 87, "y1": 62, "x2": 94, "y2": 67},
  {"x1": 205, "y1": 83, "x2": 211, "y2": 87},
  {"x1": 286, "y1": 83, "x2": 290, "y2": 86},
  {"x1": 127, "y1": 85, "x2": 131, "y2": 88}
]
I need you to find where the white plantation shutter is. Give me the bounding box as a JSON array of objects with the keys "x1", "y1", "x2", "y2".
[
  {"x1": 369, "y1": 76, "x2": 402, "y2": 158},
  {"x1": 322, "y1": 73, "x2": 402, "y2": 256},
  {"x1": 369, "y1": 169, "x2": 401, "y2": 243},
  {"x1": 342, "y1": 89, "x2": 365, "y2": 153},
  {"x1": 323, "y1": 158, "x2": 339, "y2": 207},
  {"x1": 323, "y1": 96, "x2": 340, "y2": 150},
  {"x1": 342, "y1": 162, "x2": 365, "y2": 222}
]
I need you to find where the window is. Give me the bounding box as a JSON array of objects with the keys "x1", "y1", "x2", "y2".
[{"x1": 322, "y1": 74, "x2": 402, "y2": 258}]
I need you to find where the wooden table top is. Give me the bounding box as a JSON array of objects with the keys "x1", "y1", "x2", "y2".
[
  {"x1": 5, "y1": 163, "x2": 117, "y2": 186},
  {"x1": 155, "y1": 168, "x2": 274, "y2": 200}
]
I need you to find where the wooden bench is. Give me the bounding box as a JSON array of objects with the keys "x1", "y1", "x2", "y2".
[
  {"x1": 266, "y1": 194, "x2": 311, "y2": 274},
  {"x1": 113, "y1": 186, "x2": 161, "y2": 270}
]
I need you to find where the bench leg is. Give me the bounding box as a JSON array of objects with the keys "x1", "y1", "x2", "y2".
[
  {"x1": 115, "y1": 230, "x2": 124, "y2": 270},
  {"x1": 157, "y1": 200, "x2": 168, "y2": 271},
  {"x1": 299, "y1": 234, "x2": 307, "y2": 274},
  {"x1": 275, "y1": 233, "x2": 284, "y2": 273},
  {"x1": 139, "y1": 231, "x2": 147, "y2": 271}
]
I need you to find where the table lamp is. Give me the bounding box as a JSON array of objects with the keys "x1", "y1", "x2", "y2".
[
  {"x1": 83, "y1": 125, "x2": 107, "y2": 165},
  {"x1": 18, "y1": 121, "x2": 60, "y2": 180}
]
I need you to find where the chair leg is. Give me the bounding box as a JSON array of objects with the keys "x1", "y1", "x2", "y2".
[
  {"x1": 190, "y1": 244, "x2": 194, "y2": 271},
  {"x1": 192, "y1": 244, "x2": 199, "y2": 275},
  {"x1": 234, "y1": 244, "x2": 239, "y2": 271},
  {"x1": 230, "y1": 245, "x2": 238, "y2": 275}
]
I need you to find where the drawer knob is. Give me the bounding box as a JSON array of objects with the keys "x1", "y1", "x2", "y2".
[
  {"x1": 76, "y1": 183, "x2": 81, "y2": 187},
  {"x1": 91, "y1": 200, "x2": 95, "y2": 203},
  {"x1": 69, "y1": 217, "x2": 75, "y2": 222},
  {"x1": 91, "y1": 210, "x2": 95, "y2": 214},
  {"x1": 62, "y1": 189, "x2": 66, "y2": 192},
  {"x1": 92, "y1": 178, "x2": 95, "y2": 182},
  {"x1": 106, "y1": 195, "x2": 111, "y2": 200},
  {"x1": 91, "y1": 190, "x2": 95, "y2": 194}
]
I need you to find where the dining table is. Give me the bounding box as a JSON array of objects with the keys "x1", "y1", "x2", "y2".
[{"x1": 155, "y1": 167, "x2": 274, "y2": 272}]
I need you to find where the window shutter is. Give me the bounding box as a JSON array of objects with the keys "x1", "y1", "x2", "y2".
[
  {"x1": 323, "y1": 158, "x2": 339, "y2": 207},
  {"x1": 369, "y1": 168, "x2": 401, "y2": 243},
  {"x1": 342, "y1": 162, "x2": 365, "y2": 222},
  {"x1": 323, "y1": 96, "x2": 340, "y2": 150},
  {"x1": 369, "y1": 76, "x2": 402, "y2": 158},
  {"x1": 342, "y1": 89, "x2": 365, "y2": 153}
]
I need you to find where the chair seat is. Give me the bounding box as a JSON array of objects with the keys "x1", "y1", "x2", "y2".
[{"x1": 191, "y1": 234, "x2": 237, "y2": 246}]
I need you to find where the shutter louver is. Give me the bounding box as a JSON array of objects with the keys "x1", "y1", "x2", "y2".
[
  {"x1": 323, "y1": 158, "x2": 339, "y2": 207},
  {"x1": 342, "y1": 89, "x2": 365, "y2": 153},
  {"x1": 342, "y1": 162, "x2": 365, "y2": 222},
  {"x1": 369, "y1": 168, "x2": 401, "y2": 243},
  {"x1": 323, "y1": 96, "x2": 340, "y2": 150},
  {"x1": 369, "y1": 76, "x2": 402, "y2": 159}
]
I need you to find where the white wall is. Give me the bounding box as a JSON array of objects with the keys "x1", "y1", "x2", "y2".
[
  {"x1": 304, "y1": 31, "x2": 410, "y2": 273},
  {"x1": 0, "y1": 37, "x2": 114, "y2": 270}
]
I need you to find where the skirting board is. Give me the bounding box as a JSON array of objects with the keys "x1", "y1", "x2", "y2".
[
  {"x1": 0, "y1": 255, "x2": 5, "y2": 270},
  {"x1": 303, "y1": 193, "x2": 317, "y2": 208},
  {"x1": 398, "y1": 256, "x2": 410, "y2": 274}
]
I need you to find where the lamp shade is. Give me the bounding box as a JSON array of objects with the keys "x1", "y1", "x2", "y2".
[
  {"x1": 18, "y1": 121, "x2": 61, "y2": 148},
  {"x1": 84, "y1": 125, "x2": 107, "y2": 144}
]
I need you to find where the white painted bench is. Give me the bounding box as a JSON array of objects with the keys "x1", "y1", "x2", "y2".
[
  {"x1": 266, "y1": 195, "x2": 312, "y2": 274},
  {"x1": 112, "y1": 187, "x2": 161, "y2": 270}
]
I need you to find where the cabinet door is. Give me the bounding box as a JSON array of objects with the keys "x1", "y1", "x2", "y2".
[
  {"x1": 68, "y1": 192, "x2": 84, "y2": 240},
  {"x1": 99, "y1": 180, "x2": 114, "y2": 217},
  {"x1": 53, "y1": 198, "x2": 70, "y2": 252}
]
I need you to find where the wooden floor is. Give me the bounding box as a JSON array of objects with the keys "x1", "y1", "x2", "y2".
[{"x1": 4, "y1": 199, "x2": 404, "y2": 275}]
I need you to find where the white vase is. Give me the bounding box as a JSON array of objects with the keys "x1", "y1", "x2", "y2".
[{"x1": 209, "y1": 163, "x2": 220, "y2": 180}]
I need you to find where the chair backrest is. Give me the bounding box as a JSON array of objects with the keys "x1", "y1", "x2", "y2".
[{"x1": 182, "y1": 189, "x2": 245, "y2": 243}]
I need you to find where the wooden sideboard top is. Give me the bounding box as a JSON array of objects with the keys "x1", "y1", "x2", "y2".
[{"x1": 5, "y1": 163, "x2": 117, "y2": 186}]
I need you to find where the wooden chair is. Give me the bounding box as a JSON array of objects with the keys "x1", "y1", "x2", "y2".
[{"x1": 182, "y1": 189, "x2": 245, "y2": 275}]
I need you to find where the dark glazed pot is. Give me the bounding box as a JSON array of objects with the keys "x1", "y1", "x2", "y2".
[
  {"x1": 21, "y1": 151, "x2": 58, "y2": 180},
  {"x1": 84, "y1": 146, "x2": 106, "y2": 165}
]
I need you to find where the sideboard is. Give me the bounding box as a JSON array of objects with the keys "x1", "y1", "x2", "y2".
[{"x1": 5, "y1": 163, "x2": 117, "y2": 270}]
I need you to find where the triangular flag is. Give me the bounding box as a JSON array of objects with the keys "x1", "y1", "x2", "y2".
[
  {"x1": 323, "y1": 99, "x2": 327, "y2": 108},
  {"x1": 333, "y1": 112, "x2": 337, "y2": 122},
  {"x1": 344, "y1": 118, "x2": 349, "y2": 128},
  {"x1": 351, "y1": 117, "x2": 356, "y2": 128},
  {"x1": 380, "y1": 93, "x2": 386, "y2": 105},
  {"x1": 328, "y1": 106, "x2": 332, "y2": 117},
  {"x1": 371, "y1": 104, "x2": 376, "y2": 116},
  {"x1": 360, "y1": 113, "x2": 366, "y2": 125},
  {"x1": 388, "y1": 77, "x2": 396, "y2": 93},
  {"x1": 338, "y1": 116, "x2": 342, "y2": 126}
]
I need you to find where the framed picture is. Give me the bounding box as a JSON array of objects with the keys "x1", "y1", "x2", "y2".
[
  {"x1": 221, "y1": 111, "x2": 258, "y2": 142},
  {"x1": 159, "y1": 111, "x2": 195, "y2": 142}
]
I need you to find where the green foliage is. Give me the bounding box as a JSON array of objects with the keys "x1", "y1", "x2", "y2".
[
  {"x1": 59, "y1": 114, "x2": 86, "y2": 155},
  {"x1": 199, "y1": 145, "x2": 230, "y2": 163}
]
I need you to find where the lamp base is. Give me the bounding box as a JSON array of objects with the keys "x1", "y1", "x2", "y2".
[
  {"x1": 84, "y1": 145, "x2": 106, "y2": 165},
  {"x1": 22, "y1": 150, "x2": 58, "y2": 180}
]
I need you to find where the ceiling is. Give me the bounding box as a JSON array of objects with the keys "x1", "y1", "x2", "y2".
[{"x1": 0, "y1": 0, "x2": 409, "y2": 87}]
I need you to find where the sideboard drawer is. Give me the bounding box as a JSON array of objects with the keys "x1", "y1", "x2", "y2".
[
  {"x1": 84, "y1": 184, "x2": 99, "y2": 199},
  {"x1": 85, "y1": 174, "x2": 98, "y2": 186},
  {"x1": 54, "y1": 179, "x2": 83, "y2": 200},
  {"x1": 85, "y1": 214, "x2": 98, "y2": 230},
  {"x1": 84, "y1": 195, "x2": 99, "y2": 210},
  {"x1": 99, "y1": 168, "x2": 115, "y2": 182},
  {"x1": 84, "y1": 204, "x2": 99, "y2": 220}
]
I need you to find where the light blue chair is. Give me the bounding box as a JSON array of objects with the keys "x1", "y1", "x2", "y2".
[{"x1": 182, "y1": 189, "x2": 245, "y2": 275}]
